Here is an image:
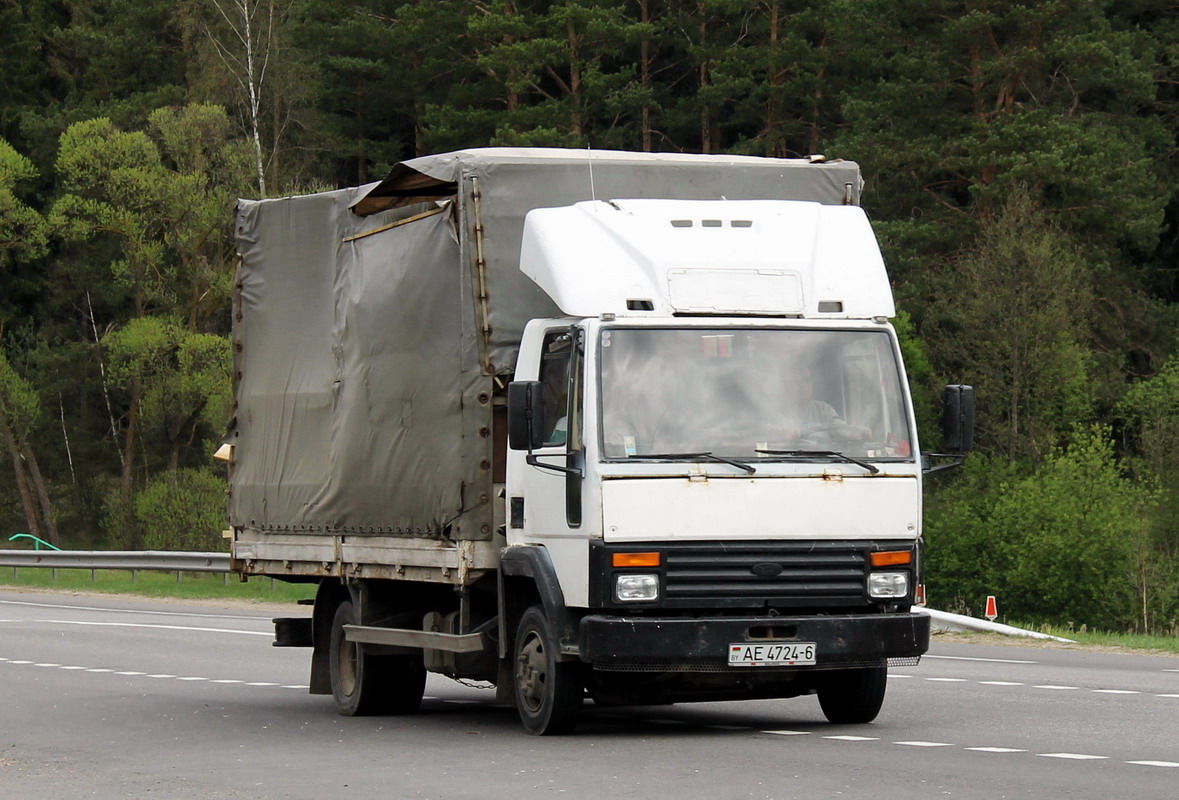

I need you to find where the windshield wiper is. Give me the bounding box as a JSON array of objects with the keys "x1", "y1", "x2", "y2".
[
  {"x1": 628, "y1": 452, "x2": 757, "y2": 475},
  {"x1": 755, "y1": 449, "x2": 880, "y2": 475}
]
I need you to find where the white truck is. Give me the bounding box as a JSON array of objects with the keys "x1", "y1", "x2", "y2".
[{"x1": 228, "y1": 148, "x2": 972, "y2": 734}]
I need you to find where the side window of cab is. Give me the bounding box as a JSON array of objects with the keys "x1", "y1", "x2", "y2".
[{"x1": 538, "y1": 331, "x2": 572, "y2": 446}]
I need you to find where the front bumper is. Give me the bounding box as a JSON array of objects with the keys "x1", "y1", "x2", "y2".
[{"x1": 579, "y1": 611, "x2": 930, "y2": 671}]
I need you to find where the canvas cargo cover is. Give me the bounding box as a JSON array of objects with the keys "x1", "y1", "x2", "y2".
[
  {"x1": 230, "y1": 148, "x2": 862, "y2": 541},
  {"x1": 231, "y1": 186, "x2": 492, "y2": 540}
]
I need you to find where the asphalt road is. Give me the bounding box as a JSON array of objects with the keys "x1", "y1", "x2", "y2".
[{"x1": 1, "y1": 589, "x2": 1177, "y2": 799}]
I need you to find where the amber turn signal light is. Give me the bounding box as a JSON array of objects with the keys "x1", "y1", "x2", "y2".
[
  {"x1": 613, "y1": 552, "x2": 661, "y2": 568},
  {"x1": 870, "y1": 550, "x2": 912, "y2": 567}
]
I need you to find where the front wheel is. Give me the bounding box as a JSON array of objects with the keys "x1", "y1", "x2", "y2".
[
  {"x1": 328, "y1": 599, "x2": 426, "y2": 716},
  {"x1": 817, "y1": 666, "x2": 887, "y2": 724},
  {"x1": 513, "y1": 606, "x2": 583, "y2": 735}
]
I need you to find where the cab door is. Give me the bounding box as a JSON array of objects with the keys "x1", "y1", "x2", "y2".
[{"x1": 513, "y1": 324, "x2": 589, "y2": 605}]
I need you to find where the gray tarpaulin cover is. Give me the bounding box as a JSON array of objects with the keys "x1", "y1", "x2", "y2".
[{"x1": 230, "y1": 148, "x2": 860, "y2": 539}]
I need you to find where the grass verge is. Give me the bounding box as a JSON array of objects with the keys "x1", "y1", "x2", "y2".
[
  {"x1": 1021, "y1": 622, "x2": 1179, "y2": 655},
  {"x1": 0, "y1": 567, "x2": 315, "y2": 604}
]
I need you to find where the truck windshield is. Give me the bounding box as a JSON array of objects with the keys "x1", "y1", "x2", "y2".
[{"x1": 599, "y1": 328, "x2": 913, "y2": 462}]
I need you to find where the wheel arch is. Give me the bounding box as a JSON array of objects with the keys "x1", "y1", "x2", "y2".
[{"x1": 498, "y1": 546, "x2": 575, "y2": 661}]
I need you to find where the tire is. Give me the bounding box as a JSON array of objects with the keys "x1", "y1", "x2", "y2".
[
  {"x1": 513, "y1": 605, "x2": 583, "y2": 735},
  {"x1": 328, "y1": 599, "x2": 426, "y2": 717},
  {"x1": 817, "y1": 666, "x2": 887, "y2": 724}
]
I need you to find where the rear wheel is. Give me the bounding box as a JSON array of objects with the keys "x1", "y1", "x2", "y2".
[
  {"x1": 513, "y1": 605, "x2": 582, "y2": 735},
  {"x1": 329, "y1": 599, "x2": 426, "y2": 716},
  {"x1": 817, "y1": 666, "x2": 887, "y2": 724}
]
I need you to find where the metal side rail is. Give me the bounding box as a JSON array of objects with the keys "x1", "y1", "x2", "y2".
[
  {"x1": 924, "y1": 608, "x2": 1075, "y2": 643},
  {"x1": 0, "y1": 550, "x2": 230, "y2": 573}
]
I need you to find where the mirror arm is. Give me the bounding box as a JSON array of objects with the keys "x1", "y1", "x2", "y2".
[
  {"x1": 526, "y1": 453, "x2": 584, "y2": 477},
  {"x1": 922, "y1": 452, "x2": 967, "y2": 476}
]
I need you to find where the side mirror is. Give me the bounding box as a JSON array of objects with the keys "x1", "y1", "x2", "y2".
[
  {"x1": 941, "y1": 385, "x2": 975, "y2": 454},
  {"x1": 507, "y1": 381, "x2": 546, "y2": 451}
]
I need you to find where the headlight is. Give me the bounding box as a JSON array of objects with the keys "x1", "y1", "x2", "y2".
[
  {"x1": 868, "y1": 571, "x2": 909, "y2": 599},
  {"x1": 615, "y1": 573, "x2": 659, "y2": 602}
]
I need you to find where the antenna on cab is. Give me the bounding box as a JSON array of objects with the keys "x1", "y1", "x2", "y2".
[{"x1": 587, "y1": 143, "x2": 596, "y2": 202}]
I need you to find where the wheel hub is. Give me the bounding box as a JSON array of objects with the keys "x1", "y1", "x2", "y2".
[{"x1": 517, "y1": 631, "x2": 548, "y2": 713}]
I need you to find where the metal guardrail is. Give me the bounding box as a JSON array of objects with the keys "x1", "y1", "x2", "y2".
[
  {"x1": 924, "y1": 608, "x2": 1075, "y2": 643},
  {"x1": 0, "y1": 550, "x2": 230, "y2": 573}
]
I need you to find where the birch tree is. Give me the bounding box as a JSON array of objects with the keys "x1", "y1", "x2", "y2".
[{"x1": 197, "y1": 0, "x2": 291, "y2": 196}]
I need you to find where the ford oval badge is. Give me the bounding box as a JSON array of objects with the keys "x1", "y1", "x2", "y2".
[{"x1": 751, "y1": 562, "x2": 783, "y2": 577}]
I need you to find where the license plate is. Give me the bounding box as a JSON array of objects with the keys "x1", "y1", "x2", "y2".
[{"x1": 728, "y1": 642, "x2": 816, "y2": 667}]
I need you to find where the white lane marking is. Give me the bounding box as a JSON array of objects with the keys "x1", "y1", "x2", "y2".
[
  {"x1": 920, "y1": 674, "x2": 1170, "y2": 695},
  {"x1": 0, "y1": 598, "x2": 274, "y2": 622},
  {"x1": 1162, "y1": 669, "x2": 1179, "y2": 673},
  {"x1": 890, "y1": 674, "x2": 914, "y2": 679},
  {"x1": 7, "y1": 619, "x2": 272, "y2": 637},
  {"x1": 924, "y1": 654, "x2": 1037, "y2": 664},
  {"x1": 4, "y1": 659, "x2": 304, "y2": 691},
  {"x1": 763, "y1": 716, "x2": 1179, "y2": 768},
  {"x1": 895, "y1": 741, "x2": 954, "y2": 747}
]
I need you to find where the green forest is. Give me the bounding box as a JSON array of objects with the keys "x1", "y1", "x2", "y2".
[{"x1": 2, "y1": 1, "x2": 1178, "y2": 633}]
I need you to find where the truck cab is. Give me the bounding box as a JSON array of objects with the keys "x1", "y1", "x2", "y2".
[{"x1": 499, "y1": 198, "x2": 934, "y2": 732}]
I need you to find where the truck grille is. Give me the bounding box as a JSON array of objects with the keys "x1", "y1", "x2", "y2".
[{"x1": 662, "y1": 541, "x2": 878, "y2": 608}]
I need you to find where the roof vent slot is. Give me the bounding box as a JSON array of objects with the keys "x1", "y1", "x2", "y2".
[
  {"x1": 671, "y1": 219, "x2": 693, "y2": 228},
  {"x1": 702, "y1": 219, "x2": 722, "y2": 228},
  {"x1": 818, "y1": 301, "x2": 844, "y2": 313},
  {"x1": 626, "y1": 299, "x2": 655, "y2": 311}
]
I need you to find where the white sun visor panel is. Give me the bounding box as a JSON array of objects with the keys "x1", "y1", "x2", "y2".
[{"x1": 520, "y1": 199, "x2": 894, "y2": 319}]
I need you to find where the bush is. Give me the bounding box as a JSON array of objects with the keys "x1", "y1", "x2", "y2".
[
  {"x1": 923, "y1": 453, "x2": 1024, "y2": 615},
  {"x1": 134, "y1": 468, "x2": 228, "y2": 551},
  {"x1": 925, "y1": 427, "x2": 1168, "y2": 631}
]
